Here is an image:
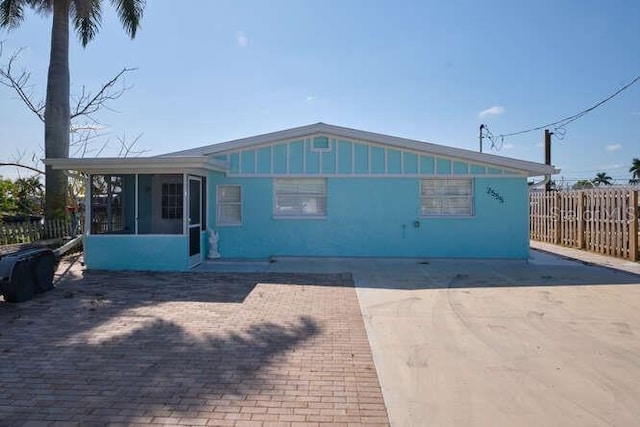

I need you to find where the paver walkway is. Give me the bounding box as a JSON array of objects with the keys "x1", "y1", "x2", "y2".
[{"x1": 0, "y1": 256, "x2": 389, "y2": 426}]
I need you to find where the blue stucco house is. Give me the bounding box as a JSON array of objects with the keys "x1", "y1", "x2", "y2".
[{"x1": 46, "y1": 123, "x2": 558, "y2": 271}]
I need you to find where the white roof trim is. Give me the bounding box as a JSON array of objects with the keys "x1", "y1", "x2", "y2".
[
  {"x1": 159, "y1": 122, "x2": 559, "y2": 176},
  {"x1": 44, "y1": 156, "x2": 228, "y2": 173}
]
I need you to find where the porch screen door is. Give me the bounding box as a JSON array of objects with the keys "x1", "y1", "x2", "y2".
[{"x1": 188, "y1": 176, "x2": 202, "y2": 266}]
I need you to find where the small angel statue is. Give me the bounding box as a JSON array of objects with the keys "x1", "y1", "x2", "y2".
[{"x1": 208, "y1": 229, "x2": 221, "y2": 259}]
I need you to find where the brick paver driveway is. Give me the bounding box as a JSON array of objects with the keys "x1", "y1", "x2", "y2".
[{"x1": 0, "y1": 256, "x2": 389, "y2": 426}]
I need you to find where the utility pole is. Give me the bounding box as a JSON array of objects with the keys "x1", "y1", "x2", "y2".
[
  {"x1": 479, "y1": 124, "x2": 485, "y2": 153},
  {"x1": 544, "y1": 129, "x2": 553, "y2": 192}
]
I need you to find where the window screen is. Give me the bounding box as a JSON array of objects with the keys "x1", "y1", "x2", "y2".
[
  {"x1": 217, "y1": 185, "x2": 242, "y2": 225},
  {"x1": 274, "y1": 179, "x2": 327, "y2": 218},
  {"x1": 420, "y1": 179, "x2": 473, "y2": 216}
]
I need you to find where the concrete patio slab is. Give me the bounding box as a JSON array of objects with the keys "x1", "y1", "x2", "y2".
[
  {"x1": 352, "y1": 257, "x2": 640, "y2": 426},
  {"x1": 0, "y1": 255, "x2": 389, "y2": 426}
]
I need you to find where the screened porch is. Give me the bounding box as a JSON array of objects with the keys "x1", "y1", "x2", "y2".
[
  {"x1": 45, "y1": 156, "x2": 227, "y2": 270},
  {"x1": 88, "y1": 173, "x2": 206, "y2": 236}
]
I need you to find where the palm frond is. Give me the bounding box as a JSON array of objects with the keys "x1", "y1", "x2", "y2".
[
  {"x1": 0, "y1": 0, "x2": 26, "y2": 28},
  {"x1": 72, "y1": 0, "x2": 102, "y2": 46},
  {"x1": 26, "y1": 0, "x2": 53, "y2": 15},
  {"x1": 111, "y1": 0, "x2": 144, "y2": 38},
  {"x1": 630, "y1": 158, "x2": 640, "y2": 177}
]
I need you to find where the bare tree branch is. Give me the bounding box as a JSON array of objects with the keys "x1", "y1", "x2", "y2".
[
  {"x1": 116, "y1": 133, "x2": 148, "y2": 157},
  {"x1": 70, "y1": 123, "x2": 105, "y2": 133},
  {"x1": 0, "y1": 163, "x2": 45, "y2": 175},
  {"x1": 0, "y1": 43, "x2": 46, "y2": 122},
  {"x1": 70, "y1": 127, "x2": 108, "y2": 157},
  {"x1": 1, "y1": 42, "x2": 137, "y2": 128},
  {"x1": 1, "y1": 41, "x2": 146, "y2": 181},
  {"x1": 9, "y1": 149, "x2": 43, "y2": 179},
  {"x1": 70, "y1": 67, "x2": 136, "y2": 119}
]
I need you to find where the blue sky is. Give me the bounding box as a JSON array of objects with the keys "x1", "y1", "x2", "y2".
[{"x1": 1, "y1": 0, "x2": 639, "y2": 184}]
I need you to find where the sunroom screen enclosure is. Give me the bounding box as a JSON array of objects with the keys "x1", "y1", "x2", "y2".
[
  {"x1": 86, "y1": 173, "x2": 208, "y2": 269},
  {"x1": 90, "y1": 174, "x2": 135, "y2": 234},
  {"x1": 89, "y1": 174, "x2": 201, "y2": 235}
]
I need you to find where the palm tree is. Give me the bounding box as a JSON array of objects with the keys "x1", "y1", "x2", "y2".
[
  {"x1": 1, "y1": 0, "x2": 144, "y2": 219},
  {"x1": 14, "y1": 176, "x2": 44, "y2": 214},
  {"x1": 592, "y1": 172, "x2": 613, "y2": 186},
  {"x1": 630, "y1": 158, "x2": 640, "y2": 182},
  {"x1": 572, "y1": 179, "x2": 594, "y2": 190}
]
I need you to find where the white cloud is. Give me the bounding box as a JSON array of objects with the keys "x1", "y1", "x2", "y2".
[
  {"x1": 236, "y1": 31, "x2": 248, "y2": 48},
  {"x1": 606, "y1": 143, "x2": 622, "y2": 151},
  {"x1": 502, "y1": 143, "x2": 515, "y2": 150},
  {"x1": 478, "y1": 105, "x2": 504, "y2": 118},
  {"x1": 599, "y1": 163, "x2": 623, "y2": 170},
  {"x1": 305, "y1": 96, "x2": 315, "y2": 102},
  {"x1": 632, "y1": 111, "x2": 640, "y2": 116}
]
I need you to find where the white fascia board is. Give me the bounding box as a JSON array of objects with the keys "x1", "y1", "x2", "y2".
[
  {"x1": 155, "y1": 123, "x2": 324, "y2": 158},
  {"x1": 314, "y1": 124, "x2": 559, "y2": 177},
  {"x1": 44, "y1": 156, "x2": 228, "y2": 173},
  {"x1": 158, "y1": 122, "x2": 559, "y2": 177}
]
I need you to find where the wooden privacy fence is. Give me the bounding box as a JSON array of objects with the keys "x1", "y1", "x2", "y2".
[
  {"x1": 0, "y1": 218, "x2": 82, "y2": 246},
  {"x1": 530, "y1": 189, "x2": 639, "y2": 261}
]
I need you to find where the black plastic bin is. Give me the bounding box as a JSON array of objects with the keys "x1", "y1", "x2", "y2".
[{"x1": 0, "y1": 248, "x2": 57, "y2": 303}]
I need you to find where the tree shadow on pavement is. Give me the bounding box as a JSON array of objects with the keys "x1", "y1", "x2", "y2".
[
  {"x1": 0, "y1": 262, "x2": 343, "y2": 425},
  {"x1": 1, "y1": 315, "x2": 319, "y2": 424}
]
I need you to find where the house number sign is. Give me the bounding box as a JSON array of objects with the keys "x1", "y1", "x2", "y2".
[{"x1": 486, "y1": 186, "x2": 504, "y2": 203}]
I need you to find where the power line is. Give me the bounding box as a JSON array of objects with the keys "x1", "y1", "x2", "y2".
[
  {"x1": 497, "y1": 74, "x2": 640, "y2": 139},
  {"x1": 479, "y1": 124, "x2": 503, "y2": 151},
  {"x1": 558, "y1": 177, "x2": 633, "y2": 181}
]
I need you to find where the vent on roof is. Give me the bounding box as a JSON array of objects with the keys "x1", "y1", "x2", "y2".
[{"x1": 311, "y1": 136, "x2": 330, "y2": 151}]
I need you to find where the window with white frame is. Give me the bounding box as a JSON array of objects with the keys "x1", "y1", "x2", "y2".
[
  {"x1": 161, "y1": 182, "x2": 184, "y2": 219},
  {"x1": 274, "y1": 178, "x2": 327, "y2": 218},
  {"x1": 420, "y1": 179, "x2": 473, "y2": 216},
  {"x1": 217, "y1": 185, "x2": 242, "y2": 225}
]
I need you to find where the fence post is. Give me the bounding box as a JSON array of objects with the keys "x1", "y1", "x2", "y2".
[
  {"x1": 630, "y1": 190, "x2": 638, "y2": 261},
  {"x1": 577, "y1": 191, "x2": 585, "y2": 249},
  {"x1": 554, "y1": 192, "x2": 561, "y2": 244}
]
